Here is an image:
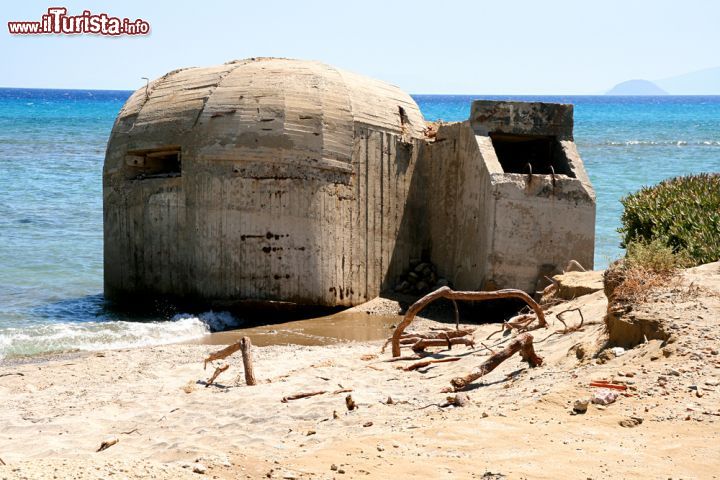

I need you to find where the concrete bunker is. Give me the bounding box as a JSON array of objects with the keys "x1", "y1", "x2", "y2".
[{"x1": 103, "y1": 58, "x2": 595, "y2": 310}]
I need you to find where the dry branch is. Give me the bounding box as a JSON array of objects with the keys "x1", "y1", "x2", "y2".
[
  {"x1": 452, "y1": 299, "x2": 460, "y2": 329},
  {"x1": 480, "y1": 342, "x2": 497, "y2": 355},
  {"x1": 382, "y1": 328, "x2": 475, "y2": 354},
  {"x1": 96, "y1": 436, "x2": 119, "y2": 452},
  {"x1": 486, "y1": 325, "x2": 506, "y2": 340},
  {"x1": 365, "y1": 364, "x2": 384, "y2": 371},
  {"x1": 450, "y1": 333, "x2": 543, "y2": 391},
  {"x1": 506, "y1": 313, "x2": 537, "y2": 330},
  {"x1": 486, "y1": 313, "x2": 537, "y2": 340},
  {"x1": 204, "y1": 342, "x2": 241, "y2": 369},
  {"x1": 382, "y1": 355, "x2": 423, "y2": 363},
  {"x1": 411, "y1": 337, "x2": 475, "y2": 353},
  {"x1": 402, "y1": 329, "x2": 474, "y2": 344},
  {"x1": 403, "y1": 357, "x2": 461, "y2": 371},
  {"x1": 206, "y1": 364, "x2": 230, "y2": 387},
  {"x1": 555, "y1": 308, "x2": 584, "y2": 333},
  {"x1": 391, "y1": 286, "x2": 546, "y2": 357},
  {"x1": 239, "y1": 336, "x2": 257, "y2": 386},
  {"x1": 203, "y1": 336, "x2": 257, "y2": 386},
  {"x1": 281, "y1": 390, "x2": 327, "y2": 403}
]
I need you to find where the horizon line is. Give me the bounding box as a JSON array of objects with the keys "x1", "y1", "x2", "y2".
[{"x1": 2, "y1": 86, "x2": 720, "y2": 97}]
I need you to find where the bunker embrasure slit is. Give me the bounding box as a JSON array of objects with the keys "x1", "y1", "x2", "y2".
[
  {"x1": 490, "y1": 133, "x2": 574, "y2": 177},
  {"x1": 125, "y1": 147, "x2": 181, "y2": 179}
]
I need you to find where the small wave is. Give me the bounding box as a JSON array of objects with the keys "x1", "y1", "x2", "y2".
[
  {"x1": 170, "y1": 310, "x2": 240, "y2": 332},
  {"x1": 0, "y1": 311, "x2": 239, "y2": 361}
]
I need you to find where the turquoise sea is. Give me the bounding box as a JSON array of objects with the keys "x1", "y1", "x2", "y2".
[{"x1": 1, "y1": 89, "x2": 718, "y2": 359}]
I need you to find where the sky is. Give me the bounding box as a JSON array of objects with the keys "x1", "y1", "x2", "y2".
[{"x1": 2, "y1": 0, "x2": 719, "y2": 94}]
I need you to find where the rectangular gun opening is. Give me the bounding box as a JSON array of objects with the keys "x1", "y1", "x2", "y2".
[
  {"x1": 125, "y1": 147, "x2": 181, "y2": 179},
  {"x1": 489, "y1": 133, "x2": 574, "y2": 177}
]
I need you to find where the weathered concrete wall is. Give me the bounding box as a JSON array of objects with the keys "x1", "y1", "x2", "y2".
[
  {"x1": 486, "y1": 174, "x2": 596, "y2": 292},
  {"x1": 410, "y1": 101, "x2": 595, "y2": 294},
  {"x1": 411, "y1": 122, "x2": 492, "y2": 290},
  {"x1": 104, "y1": 58, "x2": 424, "y2": 307}
]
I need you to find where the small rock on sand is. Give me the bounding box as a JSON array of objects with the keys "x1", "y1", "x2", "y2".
[
  {"x1": 573, "y1": 399, "x2": 589, "y2": 414},
  {"x1": 591, "y1": 389, "x2": 618, "y2": 405},
  {"x1": 619, "y1": 417, "x2": 643, "y2": 428}
]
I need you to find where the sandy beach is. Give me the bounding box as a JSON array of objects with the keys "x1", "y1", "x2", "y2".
[
  {"x1": 4, "y1": 3, "x2": 720, "y2": 479},
  {"x1": 1, "y1": 264, "x2": 719, "y2": 479}
]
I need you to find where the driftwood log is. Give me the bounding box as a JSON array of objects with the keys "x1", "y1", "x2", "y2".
[
  {"x1": 391, "y1": 286, "x2": 547, "y2": 357},
  {"x1": 96, "y1": 436, "x2": 119, "y2": 452},
  {"x1": 281, "y1": 390, "x2": 326, "y2": 402},
  {"x1": 450, "y1": 332, "x2": 543, "y2": 391},
  {"x1": 203, "y1": 336, "x2": 257, "y2": 386},
  {"x1": 383, "y1": 327, "x2": 476, "y2": 354},
  {"x1": 403, "y1": 357, "x2": 461, "y2": 371},
  {"x1": 280, "y1": 388, "x2": 352, "y2": 403},
  {"x1": 239, "y1": 337, "x2": 257, "y2": 386},
  {"x1": 409, "y1": 337, "x2": 474, "y2": 352}
]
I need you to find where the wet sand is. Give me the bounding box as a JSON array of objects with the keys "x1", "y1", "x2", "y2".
[{"x1": 192, "y1": 310, "x2": 403, "y2": 347}]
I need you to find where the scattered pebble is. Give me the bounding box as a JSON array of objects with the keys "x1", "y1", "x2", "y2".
[
  {"x1": 573, "y1": 399, "x2": 589, "y2": 414},
  {"x1": 619, "y1": 417, "x2": 643, "y2": 428},
  {"x1": 592, "y1": 389, "x2": 618, "y2": 405}
]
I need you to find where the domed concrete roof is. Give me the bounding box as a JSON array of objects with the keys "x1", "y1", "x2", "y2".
[{"x1": 109, "y1": 57, "x2": 425, "y2": 170}]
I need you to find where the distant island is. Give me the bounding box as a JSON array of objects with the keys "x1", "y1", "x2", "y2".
[
  {"x1": 606, "y1": 79, "x2": 668, "y2": 95},
  {"x1": 607, "y1": 66, "x2": 720, "y2": 95}
]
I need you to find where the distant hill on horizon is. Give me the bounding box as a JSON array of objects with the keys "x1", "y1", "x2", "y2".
[
  {"x1": 607, "y1": 66, "x2": 720, "y2": 95},
  {"x1": 606, "y1": 79, "x2": 667, "y2": 95}
]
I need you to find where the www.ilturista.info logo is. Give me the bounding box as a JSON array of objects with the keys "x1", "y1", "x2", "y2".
[{"x1": 8, "y1": 7, "x2": 150, "y2": 36}]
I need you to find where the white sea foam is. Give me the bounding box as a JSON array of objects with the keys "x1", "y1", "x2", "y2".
[
  {"x1": 0, "y1": 311, "x2": 239, "y2": 361},
  {"x1": 602, "y1": 140, "x2": 720, "y2": 147}
]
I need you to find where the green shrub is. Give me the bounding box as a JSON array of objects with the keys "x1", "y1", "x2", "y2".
[
  {"x1": 625, "y1": 239, "x2": 688, "y2": 273},
  {"x1": 619, "y1": 173, "x2": 720, "y2": 267}
]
